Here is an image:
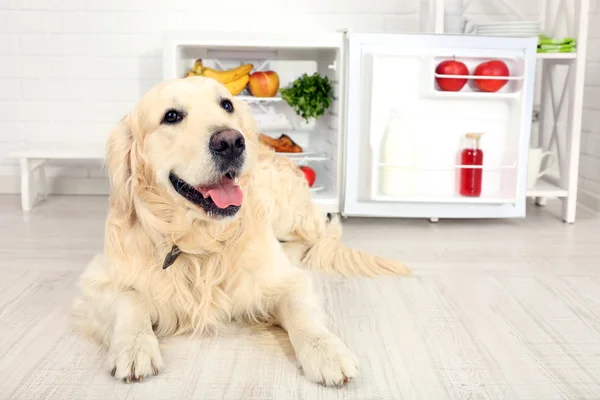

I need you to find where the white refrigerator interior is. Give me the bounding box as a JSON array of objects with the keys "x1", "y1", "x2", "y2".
[{"x1": 343, "y1": 33, "x2": 538, "y2": 219}]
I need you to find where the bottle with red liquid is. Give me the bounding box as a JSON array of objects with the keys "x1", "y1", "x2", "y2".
[{"x1": 459, "y1": 132, "x2": 485, "y2": 197}]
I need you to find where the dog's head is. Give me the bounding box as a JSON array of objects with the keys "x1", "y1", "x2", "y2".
[{"x1": 106, "y1": 76, "x2": 259, "y2": 221}]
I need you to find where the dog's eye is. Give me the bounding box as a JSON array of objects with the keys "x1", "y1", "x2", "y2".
[
  {"x1": 162, "y1": 109, "x2": 183, "y2": 124},
  {"x1": 220, "y1": 99, "x2": 234, "y2": 113}
]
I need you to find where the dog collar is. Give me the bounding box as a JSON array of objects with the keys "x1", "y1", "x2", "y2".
[{"x1": 162, "y1": 244, "x2": 182, "y2": 270}]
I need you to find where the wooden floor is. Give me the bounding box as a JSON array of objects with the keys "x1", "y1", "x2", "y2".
[{"x1": 1, "y1": 195, "x2": 599, "y2": 400}]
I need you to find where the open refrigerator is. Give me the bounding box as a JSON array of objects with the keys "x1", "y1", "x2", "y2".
[
  {"x1": 163, "y1": 31, "x2": 537, "y2": 219},
  {"x1": 163, "y1": 31, "x2": 345, "y2": 214}
]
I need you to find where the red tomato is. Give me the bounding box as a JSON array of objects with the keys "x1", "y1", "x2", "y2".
[
  {"x1": 473, "y1": 60, "x2": 510, "y2": 92},
  {"x1": 299, "y1": 166, "x2": 316, "y2": 187},
  {"x1": 435, "y1": 60, "x2": 469, "y2": 92}
]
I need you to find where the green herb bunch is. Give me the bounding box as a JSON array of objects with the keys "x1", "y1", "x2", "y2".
[{"x1": 280, "y1": 73, "x2": 333, "y2": 123}]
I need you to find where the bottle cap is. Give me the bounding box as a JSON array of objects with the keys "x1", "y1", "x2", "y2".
[
  {"x1": 465, "y1": 132, "x2": 485, "y2": 148},
  {"x1": 465, "y1": 132, "x2": 485, "y2": 140}
]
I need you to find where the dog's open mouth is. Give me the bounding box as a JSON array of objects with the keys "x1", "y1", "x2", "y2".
[{"x1": 169, "y1": 171, "x2": 242, "y2": 218}]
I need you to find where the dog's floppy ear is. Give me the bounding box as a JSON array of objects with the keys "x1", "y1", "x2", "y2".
[{"x1": 105, "y1": 114, "x2": 135, "y2": 215}]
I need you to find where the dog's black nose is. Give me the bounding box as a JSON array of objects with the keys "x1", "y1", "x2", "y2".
[{"x1": 210, "y1": 129, "x2": 245, "y2": 160}]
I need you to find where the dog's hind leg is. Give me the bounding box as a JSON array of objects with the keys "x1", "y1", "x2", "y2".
[{"x1": 261, "y1": 155, "x2": 410, "y2": 277}]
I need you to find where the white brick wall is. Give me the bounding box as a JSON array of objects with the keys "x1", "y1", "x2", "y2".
[
  {"x1": 0, "y1": 0, "x2": 421, "y2": 193},
  {"x1": 581, "y1": 1, "x2": 600, "y2": 211},
  {"x1": 5, "y1": 0, "x2": 596, "y2": 208}
]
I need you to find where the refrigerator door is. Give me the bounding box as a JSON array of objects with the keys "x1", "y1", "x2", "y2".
[{"x1": 342, "y1": 33, "x2": 537, "y2": 218}]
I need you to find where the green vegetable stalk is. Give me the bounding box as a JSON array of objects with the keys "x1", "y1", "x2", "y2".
[{"x1": 280, "y1": 73, "x2": 333, "y2": 123}]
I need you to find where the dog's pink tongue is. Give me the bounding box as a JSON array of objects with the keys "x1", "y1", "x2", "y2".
[{"x1": 197, "y1": 177, "x2": 243, "y2": 209}]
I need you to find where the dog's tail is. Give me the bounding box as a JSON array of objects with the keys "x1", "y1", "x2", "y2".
[{"x1": 293, "y1": 215, "x2": 411, "y2": 278}]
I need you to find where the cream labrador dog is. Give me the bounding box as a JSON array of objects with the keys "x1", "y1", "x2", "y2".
[{"x1": 71, "y1": 76, "x2": 410, "y2": 386}]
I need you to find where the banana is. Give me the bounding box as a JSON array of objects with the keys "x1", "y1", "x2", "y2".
[
  {"x1": 185, "y1": 70, "x2": 197, "y2": 78},
  {"x1": 192, "y1": 59, "x2": 204, "y2": 74},
  {"x1": 201, "y1": 65, "x2": 253, "y2": 84},
  {"x1": 224, "y1": 74, "x2": 250, "y2": 96},
  {"x1": 194, "y1": 59, "x2": 253, "y2": 84}
]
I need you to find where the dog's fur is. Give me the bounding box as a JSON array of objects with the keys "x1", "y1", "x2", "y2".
[{"x1": 71, "y1": 77, "x2": 410, "y2": 386}]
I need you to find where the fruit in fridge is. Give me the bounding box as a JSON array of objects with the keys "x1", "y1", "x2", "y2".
[
  {"x1": 247, "y1": 71, "x2": 280, "y2": 97},
  {"x1": 473, "y1": 60, "x2": 509, "y2": 92},
  {"x1": 299, "y1": 166, "x2": 316, "y2": 187},
  {"x1": 185, "y1": 59, "x2": 253, "y2": 87},
  {"x1": 435, "y1": 59, "x2": 469, "y2": 91},
  {"x1": 224, "y1": 74, "x2": 250, "y2": 96}
]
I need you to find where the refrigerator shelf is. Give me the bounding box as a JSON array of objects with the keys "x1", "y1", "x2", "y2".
[
  {"x1": 433, "y1": 73, "x2": 524, "y2": 81},
  {"x1": 430, "y1": 55, "x2": 525, "y2": 96},
  {"x1": 377, "y1": 162, "x2": 517, "y2": 171},
  {"x1": 430, "y1": 90, "x2": 520, "y2": 100},
  {"x1": 236, "y1": 95, "x2": 284, "y2": 103},
  {"x1": 261, "y1": 129, "x2": 319, "y2": 136},
  {"x1": 432, "y1": 72, "x2": 524, "y2": 98},
  {"x1": 284, "y1": 152, "x2": 331, "y2": 163},
  {"x1": 370, "y1": 194, "x2": 517, "y2": 204}
]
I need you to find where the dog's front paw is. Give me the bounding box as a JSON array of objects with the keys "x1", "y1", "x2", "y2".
[
  {"x1": 296, "y1": 333, "x2": 359, "y2": 387},
  {"x1": 106, "y1": 332, "x2": 163, "y2": 383}
]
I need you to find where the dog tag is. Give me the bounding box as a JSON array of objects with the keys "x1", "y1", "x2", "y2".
[{"x1": 162, "y1": 244, "x2": 182, "y2": 270}]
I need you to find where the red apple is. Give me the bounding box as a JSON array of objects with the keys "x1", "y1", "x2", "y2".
[
  {"x1": 299, "y1": 166, "x2": 316, "y2": 187},
  {"x1": 473, "y1": 60, "x2": 510, "y2": 92},
  {"x1": 247, "y1": 71, "x2": 280, "y2": 97},
  {"x1": 435, "y1": 59, "x2": 469, "y2": 92}
]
